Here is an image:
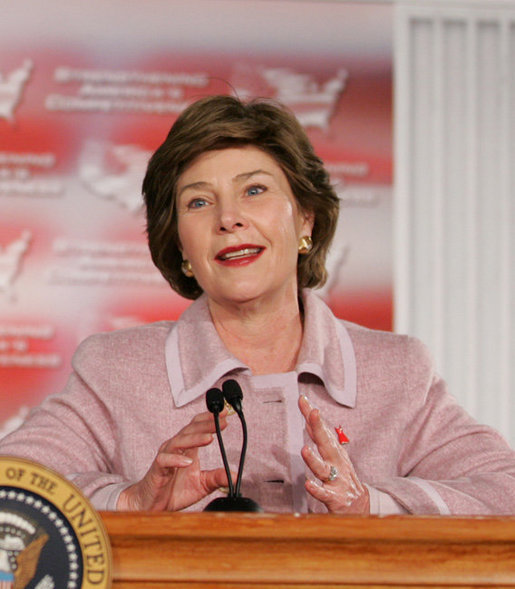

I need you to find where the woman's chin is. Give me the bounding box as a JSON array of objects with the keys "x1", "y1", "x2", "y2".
[
  {"x1": 211, "y1": 289, "x2": 266, "y2": 307},
  {"x1": 207, "y1": 281, "x2": 298, "y2": 311}
]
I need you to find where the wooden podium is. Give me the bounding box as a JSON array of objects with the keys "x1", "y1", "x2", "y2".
[{"x1": 101, "y1": 512, "x2": 515, "y2": 587}]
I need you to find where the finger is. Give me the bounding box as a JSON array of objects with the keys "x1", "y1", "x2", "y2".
[
  {"x1": 299, "y1": 396, "x2": 338, "y2": 455},
  {"x1": 200, "y1": 468, "x2": 237, "y2": 494},
  {"x1": 161, "y1": 431, "x2": 215, "y2": 454},
  {"x1": 307, "y1": 408, "x2": 342, "y2": 463},
  {"x1": 305, "y1": 478, "x2": 351, "y2": 510},
  {"x1": 305, "y1": 478, "x2": 334, "y2": 503},
  {"x1": 155, "y1": 452, "x2": 193, "y2": 470},
  {"x1": 305, "y1": 478, "x2": 370, "y2": 514},
  {"x1": 183, "y1": 409, "x2": 227, "y2": 433},
  {"x1": 179, "y1": 410, "x2": 226, "y2": 435},
  {"x1": 298, "y1": 396, "x2": 318, "y2": 438},
  {"x1": 298, "y1": 395, "x2": 316, "y2": 440},
  {"x1": 301, "y1": 445, "x2": 331, "y2": 482},
  {"x1": 190, "y1": 407, "x2": 228, "y2": 423},
  {"x1": 300, "y1": 406, "x2": 337, "y2": 467},
  {"x1": 302, "y1": 445, "x2": 353, "y2": 486},
  {"x1": 298, "y1": 394, "x2": 313, "y2": 419},
  {"x1": 217, "y1": 411, "x2": 230, "y2": 430}
]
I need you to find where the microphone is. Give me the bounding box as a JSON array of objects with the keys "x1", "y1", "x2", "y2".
[
  {"x1": 222, "y1": 378, "x2": 243, "y2": 413},
  {"x1": 204, "y1": 382, "x2": 262, "y2": 512},
  {"x1": 221, "y1": 379, "x2": 246, "y2": 498},
  {"x1": 205, "y1": 388, "x2": 234, "y2": 499}
]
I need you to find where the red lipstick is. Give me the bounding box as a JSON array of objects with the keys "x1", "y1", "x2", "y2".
[{"x1": 215, "y1": 244, "x2": 264, "y2": 266}]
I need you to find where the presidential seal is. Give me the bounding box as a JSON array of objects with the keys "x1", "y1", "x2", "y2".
[{"x1": 0, "y1": 457, "x2": 111, "y2": 588}]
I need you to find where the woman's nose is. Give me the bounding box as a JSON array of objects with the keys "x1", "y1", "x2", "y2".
[{"x1": 216, "y1": 200, "x2": 248, "y2": 233}]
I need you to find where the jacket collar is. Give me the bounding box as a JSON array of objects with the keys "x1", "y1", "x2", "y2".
[
  {"x1": 165, "y1": 290, "x2": 356, "y2": 408},
  {"x1": 296, "y1": 289, "x2": 356, "y2": 407}
]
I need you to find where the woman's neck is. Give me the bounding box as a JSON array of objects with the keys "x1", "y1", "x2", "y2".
[{"x1": 208, "y1": 290, "x2": 304, "y2": 375}]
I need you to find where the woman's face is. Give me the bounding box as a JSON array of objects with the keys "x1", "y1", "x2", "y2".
[{"x1": 176, "y1": 146, "x2": 313, "y2": 308}]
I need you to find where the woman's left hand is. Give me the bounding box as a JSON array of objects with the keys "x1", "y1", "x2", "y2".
[{"x1": 299, "y1": 395, "x2": 370, "y2": 514}]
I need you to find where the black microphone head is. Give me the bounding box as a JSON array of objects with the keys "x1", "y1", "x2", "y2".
[
  {"x1": 206, "y1": 388, "x2": 224, "y2": 414},
  {"x1": 222, "y1": 379, "x2": 243, "y2": 413}
]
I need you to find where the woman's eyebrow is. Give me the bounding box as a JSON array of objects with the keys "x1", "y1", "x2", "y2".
[
  {"x1": 233, "y1": 169, "x2": 274, "y2": 182},
  {"x1": 177, "y1": 181, "x2": 211, "y2": 198}
]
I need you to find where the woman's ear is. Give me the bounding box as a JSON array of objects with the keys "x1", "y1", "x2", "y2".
[{"x1": 301, "y1": 209, "x2": 315, "y2": 236}]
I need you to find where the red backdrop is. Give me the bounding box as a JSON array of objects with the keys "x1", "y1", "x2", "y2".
[{"x1": 0, "y1": 0, "x2": 392, "y2": 434}]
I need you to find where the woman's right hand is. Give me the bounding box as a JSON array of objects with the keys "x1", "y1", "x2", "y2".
[{"x1": 117, "y1": 409, "x2": 233, "y2": 511}]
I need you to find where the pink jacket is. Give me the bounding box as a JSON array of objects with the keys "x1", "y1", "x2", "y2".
[{"x1": 1, "y1": 290, "x2": 514, "y2": 514}]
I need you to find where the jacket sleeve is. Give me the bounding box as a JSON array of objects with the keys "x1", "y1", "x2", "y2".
[
  {"x1": 0, "y1": 337, "x2": 137, "y2": 511},
  {"x1": 371, "y1": 338, "x2": 515, "y2": 515}
]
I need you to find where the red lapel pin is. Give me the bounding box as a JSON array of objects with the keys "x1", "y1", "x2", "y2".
[{"x1": 335, "y1": 425, "x2": 349, "y2": 445}]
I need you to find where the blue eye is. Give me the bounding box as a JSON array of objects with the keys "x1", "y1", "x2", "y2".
[
  {"x1": 246, "y1": 184, "x2": 265, "y2": 197},
  {"x1": 188, "y1": 198, "x2": 208, "y2": 209}
]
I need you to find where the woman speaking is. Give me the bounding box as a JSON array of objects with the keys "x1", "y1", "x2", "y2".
[{"x1": 1, "y1": 95, "x2": 514, "y2": 514}]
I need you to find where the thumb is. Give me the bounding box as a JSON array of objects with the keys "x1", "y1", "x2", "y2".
[{"x1": 201, "y1": 468, "x2": 237, "y2": 494}]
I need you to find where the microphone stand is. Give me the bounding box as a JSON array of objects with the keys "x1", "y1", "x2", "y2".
[
  {"x1": 206, "y1": 388, "x2": 235, "y2": 499},
  {"x1": 204, "y1": 385, "x2": 262, "y2": 513}
]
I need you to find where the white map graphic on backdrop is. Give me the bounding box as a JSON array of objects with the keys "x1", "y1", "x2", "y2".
[
  {"x1": 0, "y1": 59, "x2": 33, "y2": 122},
  {"x1": 232, "y1": 65, "x2": 347, "y2": 130},
  {"x1": 79, "y1": 142, "x2": 151, "y2": 212},
  {"x1": 0, "y1": 230, "x2": 31, "y2": 300}
]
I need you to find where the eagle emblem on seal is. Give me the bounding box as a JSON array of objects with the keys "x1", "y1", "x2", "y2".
[{"x1": 0, "y1": 510, "x2": 48, "y2": 588}]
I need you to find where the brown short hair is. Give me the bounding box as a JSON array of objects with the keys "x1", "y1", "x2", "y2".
[{"x1": 142, "y1": 95, "x2": 340, "y2": 299}]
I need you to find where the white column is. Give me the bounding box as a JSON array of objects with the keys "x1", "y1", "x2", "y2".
[{"x1": 394, "y1": 0, "x2": 515, "y2": 446}]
